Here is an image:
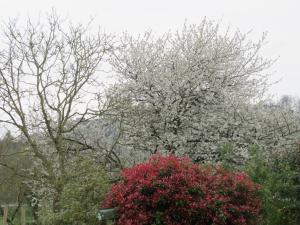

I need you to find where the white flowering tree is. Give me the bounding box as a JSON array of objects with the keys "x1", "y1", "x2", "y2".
[{"x1": 108, "y1": 20, "x2": 300, "y2": 163}]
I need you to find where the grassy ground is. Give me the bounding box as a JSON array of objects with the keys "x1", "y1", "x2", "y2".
[
  {"x1": 0, "y1": 217, "x2": 35, "y2": 225},
  {"x1": 0, "y1": 215, "x2": 114, "y2": 225},
  {"x1": 1, "y1": 215, "x2": 113, "y2": 225},
  {"x1": 0, "y1": 209, "x2": 35, "y2": 225},
  {"x1": 0, "y1": 216, "x2": 32, "y2": 225}
]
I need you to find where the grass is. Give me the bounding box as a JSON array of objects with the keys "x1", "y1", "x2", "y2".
[
  {"x1": 1, "y1": 209, "x2": 114, "y2": 225},
  {"x1": 0, "y1": 207, "x2": 35, "y2": 225},
  {"x1": 0, "y1": 216, "x2": 35, "y2": 225},
  {"x1": 1, "y1": 215, "x2": 113, "y2": 225}
]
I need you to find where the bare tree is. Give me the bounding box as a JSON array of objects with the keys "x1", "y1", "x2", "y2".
[{"x1": 0, "y1": 13, "x2": 112, "y2": 211}]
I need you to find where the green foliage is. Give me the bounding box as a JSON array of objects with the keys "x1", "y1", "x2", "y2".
[
  {"x1": 0, "y1": 132, "x2": 30, "y2": 204},
  {"x1": 218, "y1": 142, "x2": 237, "y2": 170},
  {"x1": 245, "y1": 146, "x2": 300, "y2": 225},
  {"x1": 39, "y1": 157, "x2": 110, "y2": 225},
  {"x1": 218, "y1": 143, "x2": 300, "y2": 224}
]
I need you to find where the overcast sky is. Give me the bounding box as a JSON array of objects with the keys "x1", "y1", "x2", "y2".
[{"x1": 0, "y1": 0, "x2": 299, "y2": 99}]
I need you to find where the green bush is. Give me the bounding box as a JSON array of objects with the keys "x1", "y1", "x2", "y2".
[
  {"x1": 39, "y1": 157, "x2": 110, "y2": 225},
  {"x1": 218, "y1": 143, "x2": 300, "y2": 224},
  {"x1": 245, "y1": 146, "x2": 300, "y2": 225}
]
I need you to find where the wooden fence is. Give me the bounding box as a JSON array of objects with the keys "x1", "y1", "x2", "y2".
[{"x1": 1, "y1": 204, "x2": 26, "y2": 225}]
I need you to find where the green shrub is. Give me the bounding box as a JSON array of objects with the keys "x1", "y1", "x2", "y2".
[
  {"x1": 246, "y1": 146, "x2": 300, "y2": 225},
  {"x1": 39, "y1": 157, "x2": 110, "y2": 225}
]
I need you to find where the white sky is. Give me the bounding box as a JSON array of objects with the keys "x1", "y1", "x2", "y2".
[{"x1": 0, "y1": 0, "x2": 299, "y2": 98}]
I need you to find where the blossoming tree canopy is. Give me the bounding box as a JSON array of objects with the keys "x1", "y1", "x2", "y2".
[{"x1": 107, "y1": 20, "x2": 300, "y2": 165}]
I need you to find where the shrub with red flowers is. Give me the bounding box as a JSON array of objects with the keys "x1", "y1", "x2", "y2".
[{"x1": 102, "y1": 155, "x2": 261, "y2": 225}]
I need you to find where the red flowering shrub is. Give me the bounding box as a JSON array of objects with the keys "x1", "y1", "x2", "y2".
[{"x1": 102, "y1": 155, "x2": 261, "y2": 225}]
